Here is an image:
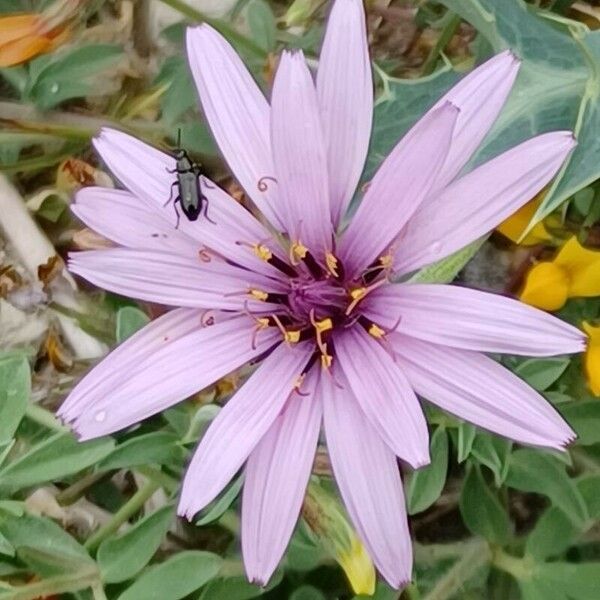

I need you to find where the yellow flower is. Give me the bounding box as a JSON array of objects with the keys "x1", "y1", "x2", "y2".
[
  {"x1": 582, "y1": 322, "x2": 600, "y2": 396},
  {"x1": 496, "y1": 192, "x2": 552, "y2": 246},
  {"x1": 337, "y1": 537, "x2": 376, "y2": 596},
  {"x1": 520, "y1": 236, "x2": 600, "y2": 311}
]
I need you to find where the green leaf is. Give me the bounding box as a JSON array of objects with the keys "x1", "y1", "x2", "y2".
[
  {"x1": 27, "y1": 45, "x2": 124, "y2": 109},
  {"x1": 459, "y1": 464, "x2": 511, "y2": 544},
  {"x1": 116, "y1": 551, "x2": 222, "y2": 600},
  {"x1": 199, "y1": 573, "x2": 283, "y2": 600},
  {"x1": 0, "y1": 353, "x2": 30, "y2": 444},
  {"x1": 406, "y1": 427, "x2": 449, "y2": 514},
  {"x1": 559, "y1": 401, "x2": 600, "y2": 445},
  {"x1": 525, "y1": 505, "x2": 579, "y2": 560},
  {"x1": 457, "y1": 422, "x2": 477, "y2": 463},
  {"x1": 0, "y1": 532, "x2": 14, "y2": 558},
  {"x1": 116, "y1": 306, "x2": 150, "y2": 343},
  {"x1": 577, "y1": 474, "x2": 600, "y2": 519},
  {"x1": 246, "y1": 0, "x2": 277, "y2": 52},
  {"x1": 97, "y1": 432, "x2": 182, "y2": 471},
  {"x1": 505, "y1": 449, "x2": 588, "y2": 526},
  {"x1": 535, "y1": 562, "x2": 600, "y2": 600},
  {"x1": 470, "y1": 433, "x2": 512, "y2": 486},
  {"x1": 0, "y1": 433, "x2": 114, "y2": 493},
  {"x1": 519, "y1": 579, "x2": 569, "y2": 600},
  {"x1": 196, "y1": 475, "x2": 243, "y2": 526},
  {"x1": 98, "y1": 504, "x2": 175, "y2": 584},
  {"x1": 289, "y1": 586, "x2": 327, "y2": 600},
  {"x1": 155, "y1": 56, "x2": 198, "y2": 127},
  {"x1": 0, "y1": 514, "x2": 93, "y2": 577},
  {"x1": 513, "y1": 358, "x2": 570, "y2": 391}
]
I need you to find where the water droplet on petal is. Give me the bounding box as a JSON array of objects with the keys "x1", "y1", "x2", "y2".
[
  {"x1": 431, "y1": 241, "x2": 443, "y2": 255},
  {"x1": 50, "y1": 83, "x2": 59, "y2": 94},
  {"x1": 94, "y1": 410, "x2": 106, "y2": 423}
]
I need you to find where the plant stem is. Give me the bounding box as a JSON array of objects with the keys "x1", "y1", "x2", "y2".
[
  {"x1": 91, "y1": 582, "x2": 109, "y2": 600},
  {"x1": 422, "y1": 539, "x2": 491, "y2": 600},
  {"x1": 25, "y1": 403, "x2": 66, "y2": 433},
  {"x1": 137, "y1": 465, "x2": 180, "y2": 494},
  {"x1": 0, "y1": 569, "x2": 99, "y2": 600},
  {"x1": 491, "y1": 548, "x2": 534, "y2": 581},
  {"x1": 158, "y1": 0, "x2": 268, "y2": 60},
  {"x1": 56, "y1": 471, "x2": 108, "y2": 506},
  {"x1": 421, "y1": 13, "x2": 462, "y2": 76},
  {"x1": 84, "y1": 480, "x2": 160, "y2": 552}
]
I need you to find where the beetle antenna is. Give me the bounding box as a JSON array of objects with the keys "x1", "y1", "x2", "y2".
[{"x1": 177, "y1": 127, "x2": 181, "y2": 149}]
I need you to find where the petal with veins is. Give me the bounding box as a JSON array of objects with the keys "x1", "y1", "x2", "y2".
[
  {"x1": 178, "y1": 342, "x2": 313, "y2": 518},
  {"x1": 339, "y1": 102, "x2": 459, "y2": 278},
  {"x1": 186, "y1": 25, "x2": 284, "y2": 229},
  {"x1": 364, "y1": 284, "x2": 585, "y2": 356},
  {"x1": 395, "y1": 132, "x2": 576, "y2": 274},
  {"x1": 242, "y1": 368, "x2": 322, "y2": 586},
  {"x1": 59, "y1": 313, "x2": 280, "y2": 439},
  {"x1": 335, "y1": 327, "x2": 429, "y2": 468},
  {"x1": 392, "y1": 334, "x2": 576, "y2": 450},
  {"x1": 68, "y1": 248, "x2": 287, "y2": 311},
  {"x1": 271, "y1": 50, "x2": 333, "y2": 257},
  {"x1": 317, "y1": 0, "x2": 372, "y2": 226},
  {"x1": 323, "y1": 372, "x2": 412, "y2": 588}
]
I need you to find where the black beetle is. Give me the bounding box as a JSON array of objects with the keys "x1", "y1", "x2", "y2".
[{"x1": 165, "y1": 131, "x2": 215, "y2": 228}]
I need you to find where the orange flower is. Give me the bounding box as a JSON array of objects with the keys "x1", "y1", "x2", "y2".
[{"x1": 0, "y1": 1, "x2": 77, "y2": 67}]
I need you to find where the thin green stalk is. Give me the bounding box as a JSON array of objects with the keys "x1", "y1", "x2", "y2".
[
  {"x1": 0, "y1": 569, "x2": 99, "y2": 600},
  {"x1": 136, "y1": 465, "x2": 180, "y2": 494},
  {"x1": 422, "y1": 539, "x2": 491, "y2": 600},
  {"x1": 158, "y1": 0, "x2": 268, "y2": 60},
  {"x1": 491, "y1": 548, "x2": 535, "y2": 581},
  {"x1": 85, "y1": 480, "x2": 160, "y2": 552},
  {"x1": 25, "y1": 404, "x2": 66, "y2": 433},
  {"x1": 56, "y1": 472, "x2": 108, "y2": 506},
  {"x1": 421, "y1": 13, "x2": 461, "y2": 76},
  {"x1": 91, "y1": 582, "x2": 109, "y2": 600}
]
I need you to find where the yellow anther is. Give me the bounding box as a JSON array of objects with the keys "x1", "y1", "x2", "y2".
[
  {"x1": 325, "y1": 252, "x2": 339, "y2": 277},
  {"x1": 314, "y1": 318, "x2": 333, "y2": 334},
  {"x1": 368, "y1": 323, "x2": 386, "y2": 339},
  {"x1": 285, "y1": 330, "x2": 301, "y2": 344},
  {"x1": 350, "y1": 287, "x2": 367, "y2": 301},
  {"x1": 321, "y1": 353, "x2": 333, "y2": 369},
  {"x1": 249, "y1": 289, "x2": 269, "y2": 302},
  {"x1": 290, "y1": 241, "x2": 308, "y2": 264},
  {"x1": 379, "y1": 254, "x2": 393, "y2": 270},
  {"x1": 253, "y1": 244, "x2": 273, "y2": 262},
  {"x1": 256, "y1": 317, "x2": 270, "y2": 329}
]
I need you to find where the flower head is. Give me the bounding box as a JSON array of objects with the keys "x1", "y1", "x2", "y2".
[{"x1": 60, "y1": 0, "x2": 585, "y2": 589}]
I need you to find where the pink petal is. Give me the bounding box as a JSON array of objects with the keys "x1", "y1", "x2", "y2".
[
  {"x1": 242, "y1": 368, "x2": 322, "y2": 586},
  {"x1": 339, "y1": 102, "x2": 459, "y2": 278},
  {"x1": 178, "y1": 342, "x2": 313, "y2": 518},
  {"x1": 316, "y1": 0, "x2": 372, "y2": 226},
  {"x1": 271, "y1": 50, "x2": 333, "y2": 257},
  {"x1": 322, "y1": 372, "x2": 412, "y2": 588},
  {"x1": 186, "y1": 25, "x2": 283, "y2": 229},
  {"x1": 429, "y1": 50, "x2": 521, "y2": 191},
  {"x1": 68, "y1": 248, "x2": 287, "y2": 311},
  {"x1": 364, "y1": 284, "x2": 585, "y2": 356},
  {"x1": 335, "y1": 327, "x2": 429, "y2": 468},
  {"x1": 59, "y1": 313, "x2": 280, "y2": 439},
  {"x1": 395, "y1": 131, "x2": 576, "y2": 274},
  {"x1": 392, "y1": 334, "x2": 576, "y2": 450},
  {"x1": 72, "y1": 187, "x2": 199, "y2": 256},
  {"x1": 92, "y1": 130, "x2": 287, "y2": 278}
]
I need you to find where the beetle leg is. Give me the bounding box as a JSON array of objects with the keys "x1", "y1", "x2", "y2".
[
  {"x1": 163, "y1": 181, "x2": 178, "y2": 207},
  {"x1": 173, "y1": 197, "x2": 181, "y2": 229},
  {"x1": 202, "y1": 196, "x2": 217, "y2": 225},
  {"x1": 165, "y1": 166, "x2": 178, "y2": 174}
]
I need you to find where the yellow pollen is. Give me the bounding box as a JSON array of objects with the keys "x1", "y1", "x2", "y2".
[
  {"x1": 325, "y1": 252, "x2": 339, "y2": 277},
  {"x1": 256, "y1": 317, "x2": 270, "y2": 329},
  {"x1": 249, "y1": 289, "x2": 268, "y2": 302},
  {"x1": 294, "y1": 374, "x2": 306, "y2": 390},
  {"x1": 350, "y1": 287, "x2": 367, "y2": 301},
  {"x1": 290, "y1": 241, "x2": 308, "y2": 264},
  {"x1": 321, "y1": 353, "x2": 333, "y2": 369},
  {"x1": 253, "y1": 244, "x2": 273, "y2": 262},
  {"x1": 379, "y1": 254, "x2": 393, "y2": 270},
  {"x1": 285, "y1": 330, "x2": 301, "y2": 344},
  {"x1": 368, "y1": 323, "x2": 386, "y2": 338},
  {"x1": 314, "y1": 318, "x2": 333, "y2": 334}
]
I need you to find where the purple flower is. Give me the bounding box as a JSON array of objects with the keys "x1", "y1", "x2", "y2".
[{"x1": 60, "y1": 0, "x2": 585, "y2": 589}]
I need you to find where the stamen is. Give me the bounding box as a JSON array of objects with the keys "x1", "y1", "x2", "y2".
[
  {"x1": 320, "y1": 351, "x2": 333, "y2": 370},
  {"x1": 325, "y1": 252, "x2": 339, "y2": 278},
  {"x1": 253, "y1": 244, "x2": 272, "y2": 261},
  {"x1": 198, "y1": 248, "x2": 212, "y2": 262},
  {"x1": 345, "y1": 279, "x2": 388, "y2": 315},
  {"x1": 249, "y1": 288, "x2": 269, "y2": 302},
  {"x1": 290, "y1": 241, "x2": 308, "y2": 265},
  {"x1": 368, "y1": 323, "x2": 386, "y2": 338},
  {"x1": 293, "y1": 374, "x2": 310, "y2": 396},
  {"x1": 271, "y1": 314, "x2": 301, "y2": 345}
]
